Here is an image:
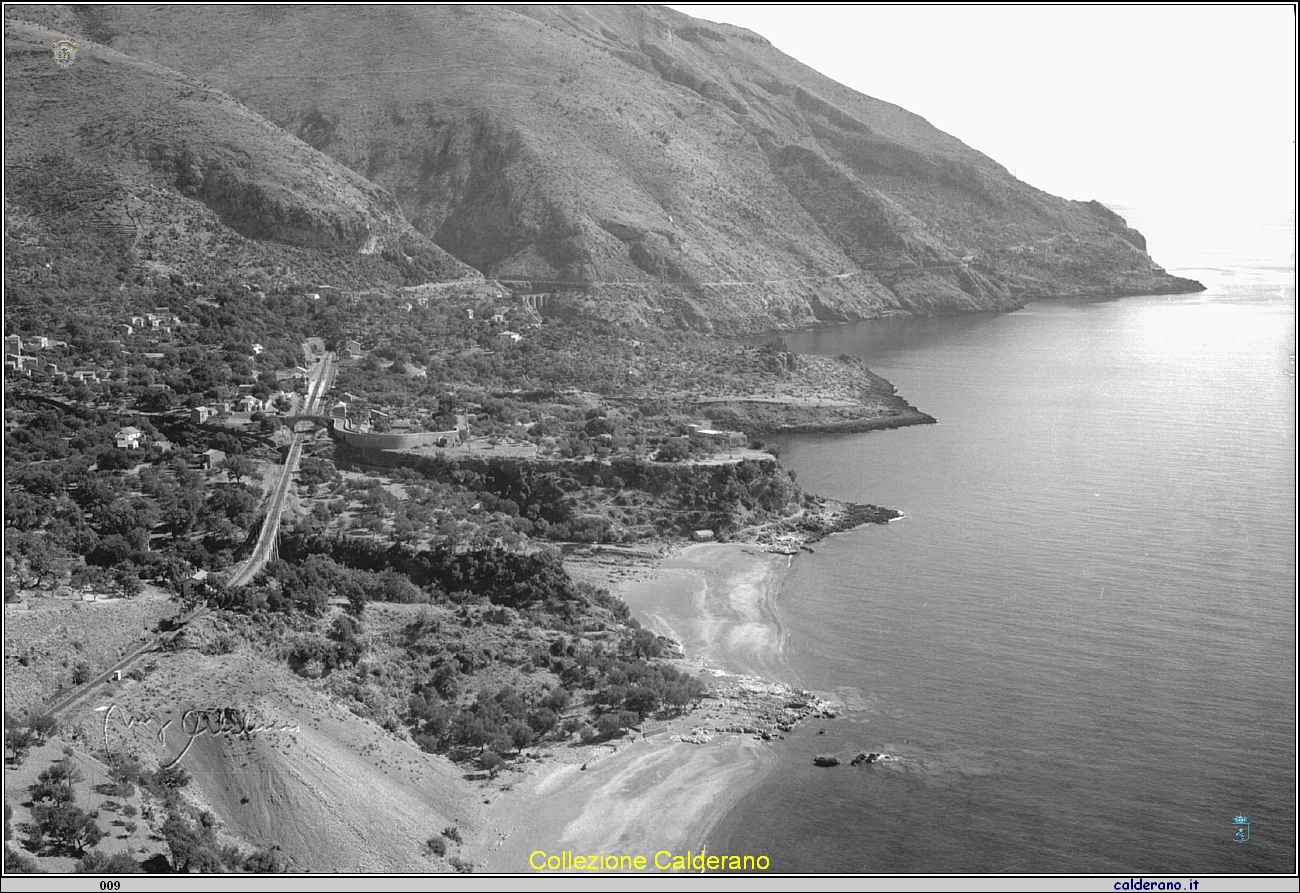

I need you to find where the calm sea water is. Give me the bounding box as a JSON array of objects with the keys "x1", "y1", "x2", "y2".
[{"x1": 707, "y1": 207, "x2": 1296, "y2": 873}]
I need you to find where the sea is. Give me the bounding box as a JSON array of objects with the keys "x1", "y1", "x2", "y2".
[{"x1": 707, "y1": 204, "x2": 1297, "y2": 874}]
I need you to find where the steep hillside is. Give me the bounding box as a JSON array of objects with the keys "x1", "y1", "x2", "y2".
[
  {"x1": 57, "y1": 644, "x2": 481, "y2": 872},
  {"x1": 16, "y1": 4, "x2": 1202, "y2": 333},
  {"x1": 2, "y1": 17, "x2": 476, "y2": 295}
]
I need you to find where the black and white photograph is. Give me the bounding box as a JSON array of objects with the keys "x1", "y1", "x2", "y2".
[{"x1": 2, "y1": 4, "x2": 1295, "y2": 885}]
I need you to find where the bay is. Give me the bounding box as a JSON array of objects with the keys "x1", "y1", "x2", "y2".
[{"x1": 706, "y1": 209, "x2": 1297, "y2": 873}]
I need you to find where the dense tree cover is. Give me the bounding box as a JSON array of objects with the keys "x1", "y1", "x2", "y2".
[
  {"x1": 410, "y1": 684, "x2": 560, "y2": 756},
  {"x1": 222, "y1": 540, "x2": 622, "y2": 625},
  {"x1": 224, "y1": 554, "x2": 425, "y2": 618},
  {"x1": 336, "y1": 452, "x2": 801, "y2": 543},
  {"x1": 202, "y1": 534, "x2": 699, "y2": 768},
  {"x1": 328, "y1": 298, "x2": 811, "y2": 404},
  {"x1": 297, "y1": 456, "x2": 340, "y2": 496},
  {"x1": 3, "y1": 392, "x2": 275, "y2": 595},
  {"x1": 590, "y1": 657, "x2": 704, "y2": 719},
  {"x1": 274, "y1": 536, "x2": 616, "y2": 616},
  {"x1": 404, "y1": 637, "x2": 701, "y2": 759}
]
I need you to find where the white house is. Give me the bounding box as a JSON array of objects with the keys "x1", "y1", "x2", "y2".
[{"x1": 116, "y1": 426, "x2": 144, "y2": 450}]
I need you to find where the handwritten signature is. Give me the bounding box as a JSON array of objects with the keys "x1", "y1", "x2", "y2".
[{"x1": 96, "y1": 704, "x2": 300, "y2": 768}]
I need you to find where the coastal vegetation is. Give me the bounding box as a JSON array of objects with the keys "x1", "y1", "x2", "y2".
[{"x1": 3, "y1": 4, "x2": 1205, "y2": 874}]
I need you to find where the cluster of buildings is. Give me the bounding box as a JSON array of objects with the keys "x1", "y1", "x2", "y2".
[
  {"x1": 3, "y1": 333, "x2": 115, "y2": 383},
  {"x1": 5, "y1": 306, "x2": 186, "y2": 382},
  {"x1": 470, "y1": 307, "x2": 525, "y2": 347},
  {"x1": 112, "y1": 425, "x2": 172, "y2": 453},
  {"x1": 121, "y1": 308, "x2": 181, "y2": 337},
  {"x1": 187, "y1": 392, "x2": 274, "y2": 421}
]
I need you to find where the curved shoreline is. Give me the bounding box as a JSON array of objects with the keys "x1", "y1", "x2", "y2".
[
  {"x1": 474, "y1": 544, "x2": 801, "y2": 872},
  {"x1": 623, "y1": 544, "x2": 796, "y2": 683}
]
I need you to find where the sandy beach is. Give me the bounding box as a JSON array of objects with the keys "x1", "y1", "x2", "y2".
[
  {"x1": 620, "y1": 544, "x2": 796, "y2": 682},
  {"x1": 474, "y1": 543, "x2": 800, "y2": 873}
]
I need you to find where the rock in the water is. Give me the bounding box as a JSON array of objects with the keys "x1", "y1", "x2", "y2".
[
  {"x1": 851, "y1": 751, "x2": 888, "y2": 766},
  {"x1": 813, "y1": 754, "x2": 839, "y2": 767}
]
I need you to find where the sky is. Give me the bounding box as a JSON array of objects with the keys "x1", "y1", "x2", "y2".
[{"x1": 670, "y1": 4, "x2": 1297, "y2": 230}]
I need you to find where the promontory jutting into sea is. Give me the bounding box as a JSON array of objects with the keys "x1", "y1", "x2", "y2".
[
  {"x1": 2, "y1": 4, "x2": 1293, "y2": 879},
  {"x1": 709, "y1": 204, "x2": 1296, "y2": 874}
]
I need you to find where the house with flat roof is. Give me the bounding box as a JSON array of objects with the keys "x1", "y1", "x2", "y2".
[{"x1": 195, "y1": 448, "x2": 225, "y2": 470}]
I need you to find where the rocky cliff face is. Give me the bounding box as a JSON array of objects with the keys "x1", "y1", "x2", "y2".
[
  {"x1": 3, "y1": 16, "x2": 476, "y2": 289},
  {"x1": 15, "y1": 4, "x2": 1201, "y2": 332}
]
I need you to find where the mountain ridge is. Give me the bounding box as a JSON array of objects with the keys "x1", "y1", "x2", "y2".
[
  {"x1": 11, "y1": 3, "x2": 1202, "y2": 334},
  {"x1": 3, "y1": 14, "x2": 477, "y2": 295}
]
